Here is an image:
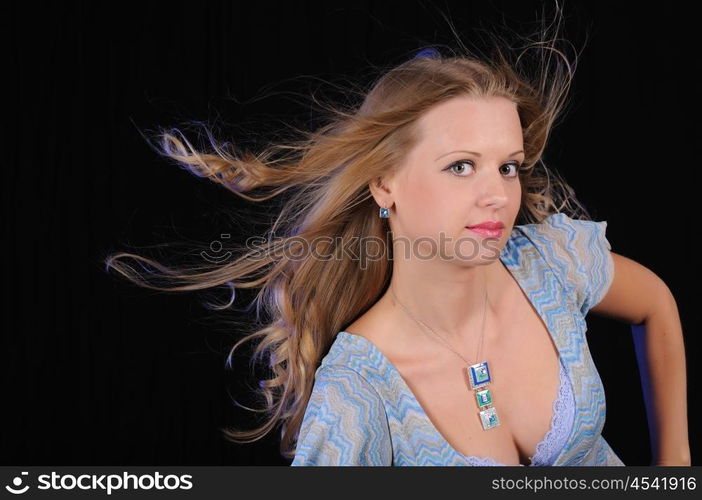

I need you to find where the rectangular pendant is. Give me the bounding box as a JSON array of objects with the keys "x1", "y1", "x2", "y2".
[
  {"x1": 468, "y1": 361, "x2": 491, "y2": 389},
  {"x1": 475, "y1": 388, "x2": 492, "y2": 408},
  {"x1": 479, "y1": 406, "x2": 500, "y2": 430}
]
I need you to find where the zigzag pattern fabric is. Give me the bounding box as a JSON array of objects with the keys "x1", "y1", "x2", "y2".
[{"x1": 291, "y1": 213, "x2": 625, "y2": 466}]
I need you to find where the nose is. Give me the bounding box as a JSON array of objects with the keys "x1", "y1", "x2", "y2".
[{"x1": 475, "y1": 169, "x2": 510, "y2": 208}]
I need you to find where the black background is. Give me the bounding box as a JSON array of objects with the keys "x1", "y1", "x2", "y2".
[{"x1": 2, "y1": 0, "x2": 698, "y2": 466}]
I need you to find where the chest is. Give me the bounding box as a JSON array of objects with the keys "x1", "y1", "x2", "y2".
[{"x1": 395, "y1": 286, "x2": 565, "y2": 466}]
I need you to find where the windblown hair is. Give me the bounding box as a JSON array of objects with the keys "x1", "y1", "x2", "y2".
[{"x1": 104, "y1": 4, "x2": 592, "y2": 460}]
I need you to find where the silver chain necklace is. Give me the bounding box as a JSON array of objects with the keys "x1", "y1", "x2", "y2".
[{"x1": 390, "y1": 278, "x2": 501, "y2": 431}]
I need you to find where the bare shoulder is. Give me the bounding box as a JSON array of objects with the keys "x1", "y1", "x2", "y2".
[
  {"x1": 343, "y1": 295, "x2": 409, "y2": 357},
  {"x1": 343, "y1": 296, "x2": 441, "y2": 370},
  {"x1": 344, "y1": 302, "x2": 387, "y2": 343}
]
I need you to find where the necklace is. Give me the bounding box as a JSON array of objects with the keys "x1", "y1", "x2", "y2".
[{"x1": 390, "y1": 277, "x2": 501, "y2": 431}]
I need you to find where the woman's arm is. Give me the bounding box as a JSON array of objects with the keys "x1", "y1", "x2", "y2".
[{"x1": 590, "y1": 252, "x2": 691, "y2": 466}]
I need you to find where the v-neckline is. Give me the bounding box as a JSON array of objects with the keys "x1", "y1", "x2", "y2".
[
  {"x1": 336, "y1": 229, "x2": 575, "y2": 466},
  {"x1": 337, "y1": 330, "x2": 523, "y2": 465}
]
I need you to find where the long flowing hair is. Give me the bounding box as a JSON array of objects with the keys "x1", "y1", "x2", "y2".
[{"x1": 104, "y1": 4, "x2": 592, "y2": 459}]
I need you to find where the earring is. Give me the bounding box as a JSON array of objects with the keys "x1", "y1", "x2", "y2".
[{"x1": 379, "y1": 207, "x2": 389, "y2": 218}]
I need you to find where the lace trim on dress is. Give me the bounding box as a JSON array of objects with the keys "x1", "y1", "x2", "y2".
[{"x1": 528, "y1": 360, "x2": 573, "y2": 465}]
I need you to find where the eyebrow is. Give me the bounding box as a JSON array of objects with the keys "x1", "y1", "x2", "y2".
[{"x1": 434, "y1": 149, "x2": 525, "y2": 161}]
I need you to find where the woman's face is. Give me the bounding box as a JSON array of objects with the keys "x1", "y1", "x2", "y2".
[{"x1": 380, "y1": 95, "x2": 524, "y2": 265}]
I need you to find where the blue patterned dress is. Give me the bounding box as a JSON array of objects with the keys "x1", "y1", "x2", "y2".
[{"x1": 291, "y1": 213, "x2": 625, "y2": 466}]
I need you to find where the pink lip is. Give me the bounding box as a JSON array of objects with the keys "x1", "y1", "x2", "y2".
[
  {"x1": 467, "y1": 220, "x2": 504, "y2": 230},
  {"x1": 467, "y1": 227, "x2": 503, "y2": 238},
  {"x1": 466, "y1": 220, "x2": 504, "y2": 238}
]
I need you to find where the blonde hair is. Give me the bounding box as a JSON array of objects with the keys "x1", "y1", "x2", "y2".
[{"x1": 104, "y1": 3, "x2": 593, "y2": 460}]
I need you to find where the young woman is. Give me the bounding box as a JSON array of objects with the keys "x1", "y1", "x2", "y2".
[{"x1": 105, "y1": 9, "x2": 690, "y2": 467}]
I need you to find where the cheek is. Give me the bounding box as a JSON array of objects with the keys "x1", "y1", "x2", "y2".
[
  {"x1": 399, "y1": 177, "x2": 459, "y2": 232},
  {"x1": 405, "y1": 177, "x2": 440, "y2": 206},
  {"x1": 508, "y1": 182, "x2": 523, "y2": 210},
  {"x1": 398, "y1": 177, "x2": 439, "y2": 224}
]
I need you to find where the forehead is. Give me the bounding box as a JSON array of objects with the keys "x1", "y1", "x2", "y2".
[{"x1": 413, "y1": 96, "x2": 522, "y2": 152}]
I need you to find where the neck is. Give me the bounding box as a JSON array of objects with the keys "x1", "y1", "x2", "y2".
[{"x1": 382, "y1": 255, "x2": 509, "y2": 352}]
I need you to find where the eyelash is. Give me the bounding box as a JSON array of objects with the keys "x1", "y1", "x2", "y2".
[{"x1": 443, "y1": 160, "x2": 522, "y2": 178}]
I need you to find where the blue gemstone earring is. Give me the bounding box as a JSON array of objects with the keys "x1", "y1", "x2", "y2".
[{"x1": 379, "y1": 207, "x2": 389, "y2": 218}]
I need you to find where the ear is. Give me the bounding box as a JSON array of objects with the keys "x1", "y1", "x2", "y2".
[{"x1": 368, "y1": 175, "x2": 394, "y2": 210}]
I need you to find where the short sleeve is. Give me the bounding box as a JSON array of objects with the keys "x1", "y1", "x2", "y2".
[
  {"x1": 290, "y1": 365, "x2": 393, "y2": 466},
  {"x1": 519, "y1": 212, "x2": 615, "y2": 316}
]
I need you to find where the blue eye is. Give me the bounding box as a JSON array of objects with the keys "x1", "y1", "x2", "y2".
[{"x1": 443, "y1": 160, "x2": 522, "y2": 178}]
